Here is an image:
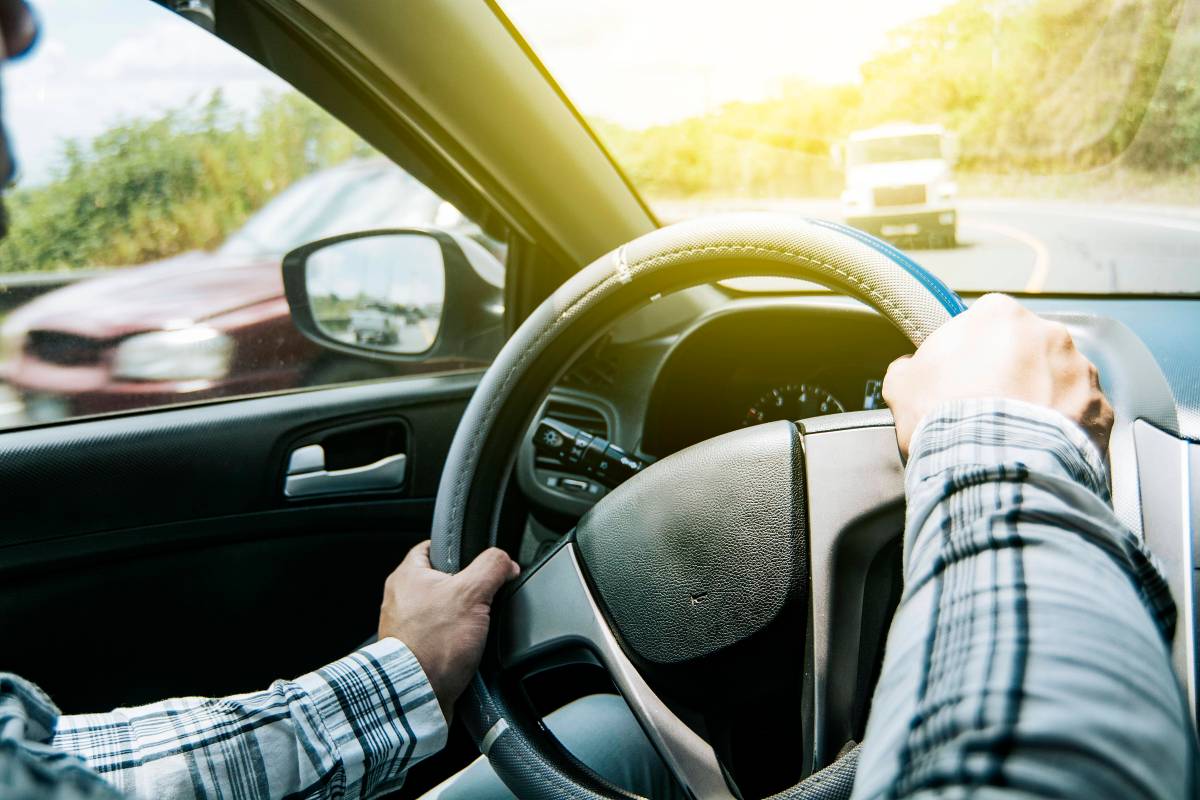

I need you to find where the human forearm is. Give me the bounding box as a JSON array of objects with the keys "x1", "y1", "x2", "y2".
[
  {"x1": 852, "y1": 399, "x2": 1195, "y2": 799},
  {"x1": 50, "y1": 638, "x2": 446, "y2": 800}
]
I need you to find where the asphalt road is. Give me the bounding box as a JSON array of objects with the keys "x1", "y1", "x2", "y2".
[
  {"x1": 660, "y1": 198, "x2": 1200, "y2": 295},
  {"x1": 922, "y1": 200, "x2": 1200, "y2": 295}
]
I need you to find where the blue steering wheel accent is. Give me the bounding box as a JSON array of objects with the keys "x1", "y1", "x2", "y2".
[{"x1": 807, "y1": 217, "x2": 967, "y2": 317}]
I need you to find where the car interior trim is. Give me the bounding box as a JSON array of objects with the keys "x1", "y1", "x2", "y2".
[
  {"x1": 1133, "y1": 420, "x2": 1199, "y2": 725},
  {"x1": 500, "y1": 541, "x2": 737, "y2": 799},
  {"x1": 800, "y1": 419, "x2": 906, "y2": 767},
  {"x1": 0, "y1": 370, "x2": 480, "y2": 549},
  {"x1": 283, "y1": 452, "x2": 407, "y2": 498}
]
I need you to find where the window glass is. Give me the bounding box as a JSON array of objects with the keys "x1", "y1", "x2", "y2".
[
  {"x1": 503, "y1": 0, "x2": 1200, "y2": 295},
  {"x1": 0, "y1": 0, "x2": 505, "y2": 430}
]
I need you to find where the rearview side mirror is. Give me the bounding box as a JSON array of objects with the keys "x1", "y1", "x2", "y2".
[{"x1": 282, "y1": 228, "x2": 504, "y2": 363}]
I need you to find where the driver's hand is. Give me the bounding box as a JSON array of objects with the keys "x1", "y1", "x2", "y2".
[
  {"x1": 883, "y1": 293, "x2": 1114, "y2": 458},
  {"x1": 378, "y1": 540, "x2": 520, "y2": 721}
]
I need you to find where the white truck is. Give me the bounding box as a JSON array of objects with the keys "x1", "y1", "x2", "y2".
[
  {"x1": 837, "y1": 123, "x2": 959, "y2": 247},
  {"x1": 349, "y1": 304, "x2": 400, "y2": 346}
]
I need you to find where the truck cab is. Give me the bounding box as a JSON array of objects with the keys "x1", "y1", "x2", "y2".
[{"x1": 838, "y1": 123, "x2": 959, "y2": 247}]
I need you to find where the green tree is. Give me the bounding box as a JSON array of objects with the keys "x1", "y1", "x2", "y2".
[
  {"x1": 0, "y1": 90, "x2": 373, "y2": 273},
  {"x1": 593, "y1": 0, "x2": 1197, "y2": 200}
]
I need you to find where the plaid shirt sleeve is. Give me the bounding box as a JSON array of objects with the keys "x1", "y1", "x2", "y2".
[
  {"x1": 47, "y1": 637, "x2": 447, "y2": 799},
  {"x1": 851, "y1": 398, "x2": 1197, "y2": 799}
]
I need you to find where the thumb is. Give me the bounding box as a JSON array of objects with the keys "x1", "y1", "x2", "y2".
[{"x1": 456, "y1": 548, "x2": 520, "y2": 604}]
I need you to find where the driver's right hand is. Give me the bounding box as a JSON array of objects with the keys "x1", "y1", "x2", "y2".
[{"x1": 883, "y1": 293, "x2": 1114, "y2": 459}]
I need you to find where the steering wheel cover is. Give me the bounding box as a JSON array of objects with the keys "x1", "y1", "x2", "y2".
[{"x1": 430, "y1": 214, "x2": 963, "y2": 798}]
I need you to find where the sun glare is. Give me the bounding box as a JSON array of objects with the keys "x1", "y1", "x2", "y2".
[{"x1": 502, "y1": 0, "x2": 956, "y2": 128}]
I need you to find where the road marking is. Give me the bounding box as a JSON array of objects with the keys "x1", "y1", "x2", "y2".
[{"x1": 962, "y1": 218, "x2": 1051, "y2": 293}]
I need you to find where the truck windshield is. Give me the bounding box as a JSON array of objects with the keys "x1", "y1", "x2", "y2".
[{"x1": 849, "y1": 135, "x2": 941, "y2": 165}]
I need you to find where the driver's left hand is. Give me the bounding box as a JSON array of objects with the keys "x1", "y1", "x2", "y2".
[{"x1": 378, "y1": 541, "x2": 520, "y2": 721}]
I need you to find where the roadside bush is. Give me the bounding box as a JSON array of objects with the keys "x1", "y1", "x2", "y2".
[{"x1": 0, "y1": 91, "x2": 372, "y2": 273}]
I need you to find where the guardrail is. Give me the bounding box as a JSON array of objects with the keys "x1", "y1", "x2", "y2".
[{"x1": 0, "y1": 269, "x2": 113, "y2": 314}]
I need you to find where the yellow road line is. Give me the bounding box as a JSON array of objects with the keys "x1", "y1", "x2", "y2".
[{"x1": 962, "y1": 218, "x2": 1051, "y2": 293}]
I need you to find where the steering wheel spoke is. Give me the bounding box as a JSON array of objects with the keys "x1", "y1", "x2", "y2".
[
  {"x1": 798, "y1": 411, "x2": 906, "y2": 766},
  {"x1": 498, "y1": 541, "x2": 738, "y2": 799}
]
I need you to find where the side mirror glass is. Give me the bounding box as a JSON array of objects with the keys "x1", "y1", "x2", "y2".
[
  {"x1": 282, "y1": 228, "x2": 506, "y2": 366},
  {"x1": 287, "y1": 231, "x2": 445, "y2": 356}
]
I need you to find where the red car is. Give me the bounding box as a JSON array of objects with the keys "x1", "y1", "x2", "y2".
[{"x1": 0, "y1": 159, "x2": 504, "y2": 422}]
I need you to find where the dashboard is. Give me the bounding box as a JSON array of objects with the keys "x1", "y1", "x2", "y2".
[
  {"x1": 512, "y1": 284, "x2": 1200, "y2": 744},
  {"x1": 640, "y1": 305, "x2": 911, "y2": 456},
  {"x1": 518, "y1": 291, "x2": 1200, "y2": 522}
]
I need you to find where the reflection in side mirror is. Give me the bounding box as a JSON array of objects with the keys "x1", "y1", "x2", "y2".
[{"x1": 304, "y1": 233, "x2": 445, "y2": 355}]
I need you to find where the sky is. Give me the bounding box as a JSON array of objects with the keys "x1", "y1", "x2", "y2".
[
  {"x1": 501, "y1": 0, "x2": 956, "y2": 128},
  {"x1": 4, "y1": 0, "x2": 286, "y2": 185},
  {"x1": 3, "y1": 0, "x2": 955, "y2": 185}
]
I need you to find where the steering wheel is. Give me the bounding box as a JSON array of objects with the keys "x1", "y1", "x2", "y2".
[{"x1": 430, "y1": 214, "x2": 965, "y2": 799}]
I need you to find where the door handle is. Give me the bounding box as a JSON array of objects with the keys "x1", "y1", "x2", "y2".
[{"x1": 284, "y1": 444, "x2": 407, "y2": 498}]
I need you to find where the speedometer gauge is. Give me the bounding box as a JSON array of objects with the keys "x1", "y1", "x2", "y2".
[{"x1": 742, "y1": 383, "x2": 846, "y2": 427}]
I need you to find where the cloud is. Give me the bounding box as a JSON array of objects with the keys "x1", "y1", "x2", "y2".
[{"x1": 92, "y1": 20, "x2": 265, "y2": 84}]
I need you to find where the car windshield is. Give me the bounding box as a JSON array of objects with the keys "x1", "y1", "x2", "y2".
[
  {"x1": 501, "y1": 0, "x2": 1200, "y2": 295},
  {"x1": 219, "y1": 161, "x2": 448, "y2": 258}
]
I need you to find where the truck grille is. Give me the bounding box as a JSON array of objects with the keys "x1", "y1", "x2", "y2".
[
  {"x1": 874, "y1": 185, "x2": 926, "y2": 207},
  {"x1": 25, "y1": 330, "x2": 107, "y2": 366}
]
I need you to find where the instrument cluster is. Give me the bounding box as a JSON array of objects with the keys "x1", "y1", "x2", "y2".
[{"x1": 640, "y1": 305, "x2": 912, "y2": 456}]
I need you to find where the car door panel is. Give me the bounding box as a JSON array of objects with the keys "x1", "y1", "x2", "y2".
[{"x1": 0, "y1": 371, "x2": 481, "y2": 713}]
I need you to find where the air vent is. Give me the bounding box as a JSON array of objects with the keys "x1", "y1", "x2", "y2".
[
  {"x1": 535, "y1": 398, "x2": 609, "y2": 470},
  {"x1": 562, "y1": 335, "x2": 617, "y2": 388}
]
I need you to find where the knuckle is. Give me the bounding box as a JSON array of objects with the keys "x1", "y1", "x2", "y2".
[
  {"x1": 1049, "y1": 320, "x2": 1071, "y2": 339},
  {"x1": 482, "y1": 548, "x2": 510, "y2": 569},
  {"x1": 1043, "y1": 320, "x2": 1074, "y2": 348},
  {"x1": 975, "y1": 293, "x2": 1019, "y2": 314}
]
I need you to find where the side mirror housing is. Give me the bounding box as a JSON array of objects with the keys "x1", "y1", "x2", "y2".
[{"x1": 282, "y1": 228, "x2": 503, "y2": 363}]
